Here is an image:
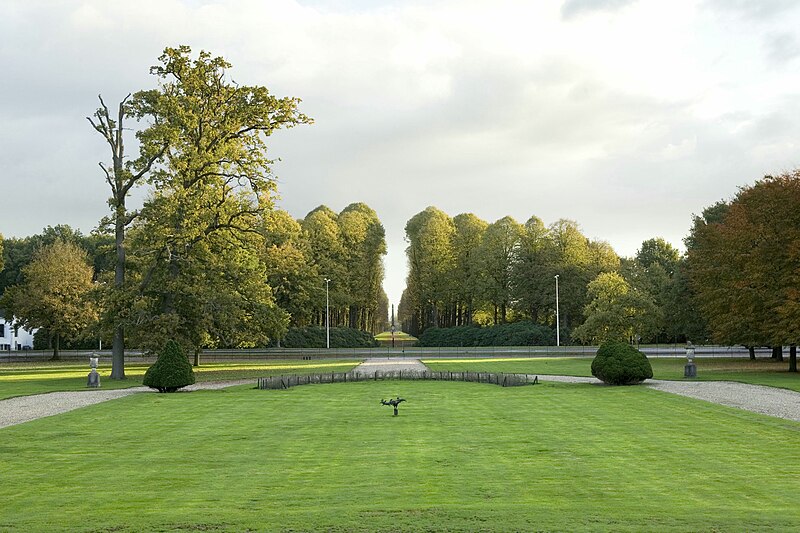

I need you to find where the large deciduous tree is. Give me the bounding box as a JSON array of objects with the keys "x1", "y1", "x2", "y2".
[
  {"x1": 404, "y1": 207, "x2": 455, "y2": 334},
  {"x1": 122, "y1": 46, "x2": 311, "y2": 359},
  {"x1": 302, "y1": 206, "x2": 347, "y2": 327},
  {"x1": 573, "y1": 271, "x2": 661, "y2": 345},
  {"x1": 263, "y1": 210, "x2": 319, "y2": 328},
  {"x1": 338, "y1": 203, "x2": 387, "y2": 332},
  {"x1": 620, "y1": 237, "x2": 681, "y2": 343},
  {"x1": 688, "y1": 172, "x2": 800, "y2": 371},
  {"x1": 0, "y1": 240, "x2": 98, "y2": 359},
  {"x1": 298, "y1": 204, "x2": 387, "y2": 333},
  {"x1": 547, "y1": 219, "x2": 620, "y2": 338},
  {"x1": 451, "y1": 213, "x2": 488, "y2": 326},
  {"x1": 476, "y1": 216, "x2": 524, "y2": 324},
  {"x1": 512, "y1": 215, "x2": 553, "y2": 323},
  {"x1": 0, "y1": 226, "x2": 91, "y2": 298}
]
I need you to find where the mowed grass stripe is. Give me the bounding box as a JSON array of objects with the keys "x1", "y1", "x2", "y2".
[{"x1": 0, "y1": 381, "x2": 798, "y2": 531}]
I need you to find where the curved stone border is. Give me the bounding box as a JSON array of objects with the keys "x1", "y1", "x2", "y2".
[{"x1": 258, "y1": 370, "x2": 539, "y2": 390}]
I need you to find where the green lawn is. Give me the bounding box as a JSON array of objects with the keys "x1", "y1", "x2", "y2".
[
  {"x1": 0, "y1": 359, "x2": 360, "y2": 400},
  {"x1": 424, "y1": 357, "x2": 800, "y2": 391},
  {"x1": 1, "y1": 380, "x2": 799, "y2": 531}
]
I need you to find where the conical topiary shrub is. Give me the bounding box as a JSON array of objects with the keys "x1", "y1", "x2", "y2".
[
  {"x1": 591, "y1": 341, "x2": 653, "y2": 385},
  {"x1": 143, "y1": 339, "x2": 196, "y2": 393}
]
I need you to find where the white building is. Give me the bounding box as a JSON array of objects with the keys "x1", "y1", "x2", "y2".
[{"x1": 0, "y1": 313, "x2": 36, "y2": 350}]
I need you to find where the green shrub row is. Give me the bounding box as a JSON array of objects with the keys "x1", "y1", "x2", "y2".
[
  {"x1": 273, "y1": 326, "x2": 378, "y2": 348},
  {"x1": 417, "y1": 322, "x2": 556, "y2": 347}
]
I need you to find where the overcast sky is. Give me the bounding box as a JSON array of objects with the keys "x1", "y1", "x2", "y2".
[{"x1": 2, "y1": 0, "x2": 799, "y2": 309}]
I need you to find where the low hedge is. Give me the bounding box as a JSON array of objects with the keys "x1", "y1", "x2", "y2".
[
  {"x1": 591, "y1": 342, "x2": 653, "y2": 385},
  {"x1": 417, "y1": 322, "x2": 556, "y2": 347},
  {"x1": 275, "y1": 326, "x2": 379, "y2": 348}
]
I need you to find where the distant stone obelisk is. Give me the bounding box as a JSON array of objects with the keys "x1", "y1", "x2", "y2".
[{"x1": 391, "y1": 304, "x2": 396, "y2": 348}]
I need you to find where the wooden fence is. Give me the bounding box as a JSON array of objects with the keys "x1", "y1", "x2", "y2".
[{"x1": 257, "y1": 370, "x2": 539, "y2": 390}]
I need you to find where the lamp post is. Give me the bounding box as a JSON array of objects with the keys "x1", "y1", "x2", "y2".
[
  {"x1": 391, "y1": 303, "x2": 396, "y2": 349},
  {"x1": 554, "y1": 274, "x2": 560, "y2": 347},
  {"x1": 324, "y1": 278, "x2": 331, "y2": 349}
]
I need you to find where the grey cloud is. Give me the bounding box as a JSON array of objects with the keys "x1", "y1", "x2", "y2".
[
  {"x1": 702, "y1": 0, "x2": 799, "y2": 20},
  {"x1": 765, "y1": 32, "x2": 800, "y2": 64},
  {"x1": 561, "y1": 0, "x2": 637, "y2": 19}
]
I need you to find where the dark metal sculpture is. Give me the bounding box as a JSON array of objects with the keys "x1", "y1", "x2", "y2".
[{"x1": 381, "y1": 396, "x2": 406, "y2": 416}]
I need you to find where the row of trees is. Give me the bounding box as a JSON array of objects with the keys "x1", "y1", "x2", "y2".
[
  {"x1": 399, "y1": 171, "x2": 799, "y2": 374},
  {"x1": 0, "y1": 203, "x2": 389, "y2": 355},
  {"x1": 0, "y1": 46, "x2": 387, "y2": 375},
  {"x1": 398, "y1": 207, "x2": 693, "y2": 345}
]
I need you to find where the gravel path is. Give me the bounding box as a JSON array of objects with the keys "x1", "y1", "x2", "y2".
[
  {"x1": 3, "y1": 372, "x2": 799, "y2": 429},
  {"x1": 537, "y1": 374, "x2": 800, "y2": 422},
  {"x1": 645, "y1": 379, "x2": 800, "y2": 422},
  {"x1": 0, "y1": 388, "x2": 148, "y2": 429},
  {"x1": 0, "y1": 380, "x2": 255, "y2": 430},
  {"x1": 352, "y1": 357, "x2": 429, "y2": 376}
]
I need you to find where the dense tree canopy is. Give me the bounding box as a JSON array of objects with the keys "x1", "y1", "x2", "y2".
[
  {"x1": 400, "y1": 209, "x2": 622, "y2": 340},
  {"x1": 299, "y1": 204, "x2": 387, "y2": 335},
  {"x1": 115, "y1": 46, "x2": 311, "y2": 361},
  {"x1": 688, "y1": 171, "x2": 800, "y2": 370},
  {"x1": 573, "y1": 271, "x2": 660, "y2": 345},
  {"x1": 0, "y1": 240, "x2": 98, "y2": 359},
  {"x1": 404, "y1": 207, "x2": 456, "y2": 333},
  {"x1": 451, "y1": 213, "x2": 488, "y2": 326},
  {"x1": 477, "y1": 216, "x2": 524, "y2": 324},
  {"x1": 263, "y1": 209, "x2": 319, "y2": 328}
]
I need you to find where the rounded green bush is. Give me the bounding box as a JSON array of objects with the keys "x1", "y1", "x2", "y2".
[
  {"x1": 143, "y1": 340, "x2": 196, "y2": 393},
  {"x1": 591, "y1": 341, "x2": 653, "y2": 385}
]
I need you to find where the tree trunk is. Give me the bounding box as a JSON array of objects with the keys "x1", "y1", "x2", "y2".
[
  {"x1": 111, "y1": 206, "x2": 126, "y2": 379},
  {"x1": 748, "y1": 345, "x2": 755, "y2": 360},
  {"x1": 111, "y1": 326, "x2": 126, "y2": 379},
  {"x1": 51, "y1": 333, "x2": 60, "y2": 361},
  {"x1": 349, "y1": 305, "x2": 358, "y2": 329},
  {"x1": 194, "y1": 348, "x2": 200, "y2": 367},
  {"x1": 790, "y1": 344, "x2": 797, "y2": 373},
  {"x1": 773, "y1": 346, "x2": 783, "y2": 361}
]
